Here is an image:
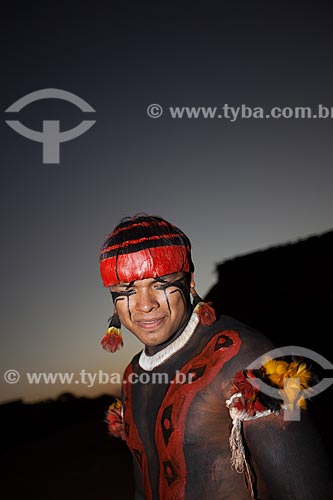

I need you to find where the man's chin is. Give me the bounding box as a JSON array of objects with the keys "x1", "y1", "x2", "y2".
[{"x1": 140, "y1": 332, "x2": 168, "y2": 346}]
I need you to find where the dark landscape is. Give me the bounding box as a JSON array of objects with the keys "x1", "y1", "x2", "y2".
[{"x1": 1, "y1": 394, "x2": 135, "y2": 500}]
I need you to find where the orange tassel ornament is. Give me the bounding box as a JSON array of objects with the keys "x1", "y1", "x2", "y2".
[
  {"x1": 191, "y1": 286, "x2": 216, "y2": 326},
  {"x1": 101, "y1": 312, "x2": 123, "y2": 352}
]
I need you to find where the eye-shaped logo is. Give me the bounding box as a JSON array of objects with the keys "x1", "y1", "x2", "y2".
[
  {"x1": 5, "y1": 88, "x2": 96, "y2": 164},
  {"x1": 247, "y1": 346, "x2": 333, "y2": 421}
]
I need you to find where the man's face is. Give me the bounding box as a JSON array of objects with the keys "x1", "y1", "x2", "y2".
[{"x1": 110, "y1": 272, "x2": 190, "y2": 347}]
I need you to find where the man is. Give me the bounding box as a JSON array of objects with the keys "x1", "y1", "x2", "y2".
[{"x1": 99, "y1": 214, "x2": 331, "y2": 500}]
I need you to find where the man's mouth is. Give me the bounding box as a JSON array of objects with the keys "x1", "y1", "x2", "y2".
[{"x1": 135, "y1": 317, "x2": 166, "y2": 330}]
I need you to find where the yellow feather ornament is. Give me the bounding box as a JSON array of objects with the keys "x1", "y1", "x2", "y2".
[{"x1": 263, "y1": 358, "x2": 312, "y2": 410}]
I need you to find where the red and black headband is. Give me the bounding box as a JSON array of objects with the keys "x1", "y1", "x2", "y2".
[{"x1": 99, "y1": 215, "x2": 194, "y2": 287}]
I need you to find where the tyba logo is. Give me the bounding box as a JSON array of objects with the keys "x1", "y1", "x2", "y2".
[
  {"x1": 5, "y1": 88, "x2": 96, "y2": 164},
  {"x1": 247, "y1": 346, "x2": 333, "y2": 421}
]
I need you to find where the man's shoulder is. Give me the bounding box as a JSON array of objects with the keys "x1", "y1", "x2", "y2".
[
  {"x1": 212, "y1": 314, "x2": 276, "y2": 371},
  {"x1": 214, "y1": 313, "x2": 271, "y2": 340}
]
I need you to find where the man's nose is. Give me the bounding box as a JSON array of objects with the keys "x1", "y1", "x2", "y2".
[{"x1": 135, "y1": 289, "x2": 159, "y2": 312}]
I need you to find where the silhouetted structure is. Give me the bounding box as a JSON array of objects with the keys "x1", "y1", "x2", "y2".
[{"x1": 205, "y1": 229, "x2": 333, "y2": 455}]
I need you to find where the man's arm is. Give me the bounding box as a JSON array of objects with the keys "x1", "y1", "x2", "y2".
[
  {"x1": 244, "y1": 410, "x2": 333, "y2": 499},
  {"x1": 221, "y1": 322, "x2": 332, "y2": 499}
]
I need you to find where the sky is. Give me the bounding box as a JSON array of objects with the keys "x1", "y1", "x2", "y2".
[{"x1": 1, "y1": 1, "x2": 332, "y2": 403}]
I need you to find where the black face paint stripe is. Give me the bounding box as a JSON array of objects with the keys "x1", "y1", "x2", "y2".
[
  {"x1": 127, "y1": 295, "x2": 131, "y2": 320},
  {"x1": 169, "y1": 288, "x2": 186, "y2": 310},
  {"x1": 154, "y1": 275, "x2": 190, "y2": 314},
  {"x1": 114, "y1": 296, "x2": 125, "y2": 305},
  {"x1": 157, "y1": 277, "x2": 189, "y2": 297},
  {"x1": 111, "y1": 274, "x2": 190, "y2": 317},
  {"x1": 154, "y1": 276, "x2": 187, "y2": 289},
  {"x1": 163, "y1": 289, "x2": 171, "y2": 314},
  {"x1": 111, "y1": 291, "x2": 134, "y2": 302}
]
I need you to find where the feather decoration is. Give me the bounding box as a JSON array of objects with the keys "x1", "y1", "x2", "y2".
[
  {"x1": 263, "y1": 358, "x2": 312, "y2": 409},
  {"x1": 105, "y1": 398, "x2": 125, "y2": 439},
  {"x1": 101, "y1": 312, "x2": 123, "y2": 352}
]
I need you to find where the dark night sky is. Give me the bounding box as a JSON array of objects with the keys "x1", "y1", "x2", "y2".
[{"x1": 1, "y1": 1, "x2": 332, "y2": 402}]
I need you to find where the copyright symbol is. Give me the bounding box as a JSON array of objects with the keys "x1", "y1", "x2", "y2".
[
  {"x1": 147, "y1": 103, "x2": 163, "y2": 118},
  {"x1": 4, "y1": 369, "x2": 20, "y2": 384}
]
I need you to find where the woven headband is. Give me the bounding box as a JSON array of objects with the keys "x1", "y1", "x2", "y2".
[{"x1": 100, "y1": 218, "x2": 193, "y2": 286}]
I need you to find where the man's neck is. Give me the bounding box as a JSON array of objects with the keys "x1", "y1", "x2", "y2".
[{"x1": 145, "y1": 306, "x2": 193, "y2": 356}]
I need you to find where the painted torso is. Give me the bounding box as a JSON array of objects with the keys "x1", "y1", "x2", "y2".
[{"x1": 122, "y1": 315, "x2": 274, "y2": 500}]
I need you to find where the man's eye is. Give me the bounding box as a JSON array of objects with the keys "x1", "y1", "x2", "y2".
[
  {"x1": 153, "y1": 283, "x2": 164, "y2": 290},
  {"x1": 113, "y1": 288, "x2": 136, "y2": 296},
  {"x1": 153, "y1": 281, "x2": 171, "y2": 290}
]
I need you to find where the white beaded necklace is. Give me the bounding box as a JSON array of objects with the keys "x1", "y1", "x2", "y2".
[{"x1": 138, "y1": 311, "x2": 200, "y2": 371}]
